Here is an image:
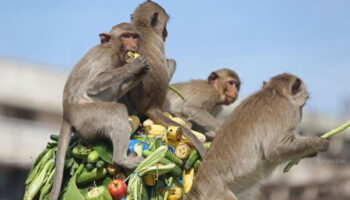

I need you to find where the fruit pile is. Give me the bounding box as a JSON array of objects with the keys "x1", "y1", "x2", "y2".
[{"x1": 24, "y1": 113, "x2": 211, "y2": 200}]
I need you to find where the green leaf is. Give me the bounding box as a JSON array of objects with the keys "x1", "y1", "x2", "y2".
[
  {"x1": 93, "y1": 142, "x2": 113, "y2": 164},
  {"x1": 62, "y1": 164, "x2": 85, "y2": 200}
]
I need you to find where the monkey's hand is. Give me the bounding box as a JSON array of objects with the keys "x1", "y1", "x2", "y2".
[
  {"x1": 133, "y1": 55, "x2": 150, "y2": 77},
  {"x1": 315, "y1": 137, "x2": 329, "y2": 153}
]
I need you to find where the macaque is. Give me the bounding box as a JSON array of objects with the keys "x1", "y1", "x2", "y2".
[
  {"x1": 186, "y1": 73, "x2": 329, "y2": 200},
  {"x1": 127, "y1": 0, "x2": 206, "y2": 157},
  {"x1": 164, "y1": 68, "x2": 240, "y2": 139},
  {"x1": 50, "y1": 23, "x2": 149, "y2": 200}
]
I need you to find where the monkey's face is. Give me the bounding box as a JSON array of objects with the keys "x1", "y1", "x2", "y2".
[
  {"x1": 222, "y1": 77, "x2": 240, "y2": 105},
  {"x1": 120, "y1": 32, "x2": 140, "y2": 57}
]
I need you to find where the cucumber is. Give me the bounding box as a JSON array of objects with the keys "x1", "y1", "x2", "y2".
[
  {"x1": 184, "y1": 142, "x2": 211, "y2": 169},
  {"x1": 193, "y1": 160, "x2": 202, "y2": 171},
  {"x1": 155, "y1": 138, "x2": 183, "y2": 166},
  {"x1": 77, "y1": 167, "x2": 107, "y2": 185},
  {"x1": 85, "y1": 163, "x2": 95, "y2": 171},
  {"x1": 96, "y1": 160, "x2": 105, "y2": 168},
  {"x1": 50, "y1": 134, "x2": 59, "y2": 141},
  {"x1": 143, "y1": 150, "x2": 182, "y2": 177}
]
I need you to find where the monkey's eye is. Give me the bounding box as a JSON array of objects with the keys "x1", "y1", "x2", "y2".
[
  {"x1": 132, "y1": 34, "x2": 139, "y2": 39},
  {"x1": 228, "y1": 81, "x2": 236, "y2": 87},
  {"x1": 123, "y1": 34, "x2": 131, "y2": 38}
]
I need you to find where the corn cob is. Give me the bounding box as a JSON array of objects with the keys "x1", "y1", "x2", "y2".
[
  {"x1": 143, "y1": 174, "x2": 156, "y2": 186},
  {"x1": 174, "y1": 143, "x2": 191, "y2": 160},
  {"x1": 163, "y1": 126, "x2": 182, "y2": 147},
  {"x1": 171, "y1": 117, "x2": 189, "y2": 129},
  {"x1": 183, "y1": 168, "x2": 195, "y2": 193},
  {"x1": 145, "y1": 124, "x2": 167, "y2": 137},
  {"x1": 143, "y1": 119, "x2": 154, "y2": 127},
  {"x1": 128, "y1": 115, "x2": 140, "y2": 133},
  {"x1": 126, "y1": 51, "x2": 141, "y2": 63},
  {"x1": 163, "y1": 112, "x2": 173, "y2": 119},
  {"x1": 167, "y1": 188, "x2": 182, "y2": 200}
]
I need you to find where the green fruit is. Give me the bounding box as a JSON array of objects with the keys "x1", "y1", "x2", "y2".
[{"x1": 88, "y1": 151, "x2": 100, "y2": 163}]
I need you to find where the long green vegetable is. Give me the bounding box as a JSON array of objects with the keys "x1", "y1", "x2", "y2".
[
  {"x1": 283, "y1": 121, "x2": 350, "y2": 173},
  {"x1": 169, "y1": 85, "x2": 185, "y2": 100}
]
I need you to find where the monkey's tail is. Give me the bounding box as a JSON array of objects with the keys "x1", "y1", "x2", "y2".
[
  {"x1": 50, "y1": 119, "x2": 71, "y2": 200},
  {"x1": 146, "y1": 109, "x2": 206, "y2": 158}
]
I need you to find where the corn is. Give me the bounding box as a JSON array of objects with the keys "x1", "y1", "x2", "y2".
[
  {"x1": 143, "y1": 119, "x2": 154, "y2": 127},
  {"x1": 163, "y1": 112, "x2": 173, "y2": 119},
  {"x1": 163, "y1": 126, "x2": 183, "y2": 147},
  {"x1": 167, "y1": 188, "x2": 182, "y2": 200},
  {"x1": 143, "y1": 174, "x2": 156, "y2": 186},
  {"x1": 172, "y1": 117, "x2": 189, "y2": 128},
  {"x1": 183, "y1": 168, "x2": 195, "y2": 193},
  {"x1": 145, "y1": 124, "x2": 167, "y2": 137},
  {"x1": 128, "y1": 115, "x2": 140, "y2": 134},
  {"x1": 174, "y1": 143, "x2": 191, "y2": 160},
  {"x1": 183, "y1": 130, "x2": 206, "y2": 147},
  {"x1": 126, "y1": 51, "x2": 141, "y2": 63}
]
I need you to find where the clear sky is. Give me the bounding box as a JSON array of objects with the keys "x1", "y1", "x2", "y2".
[{"x1": 0, "y1": 0, "x2": 349, "y2": 117}]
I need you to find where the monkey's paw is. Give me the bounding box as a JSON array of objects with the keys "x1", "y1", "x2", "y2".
[{"x1": 316, "y1": 138, "x2": 329, "y2": 152}]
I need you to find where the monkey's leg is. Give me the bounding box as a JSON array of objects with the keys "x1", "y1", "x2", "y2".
[
  {"x1": 70, "y1": 102, "x2": 143, "y2": 169},
  {"x1": 215, "y1": 188, "x2": 239, "y2": 200},
  {"x1": 266, "y1": 133, "x2": 329, "y2": 162}
]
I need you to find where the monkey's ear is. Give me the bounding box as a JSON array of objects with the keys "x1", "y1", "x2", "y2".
[
  {"x1": 99, "y1": 33, "x2": 111, "y2": 44},
  {"x1": 151, "y1": 12, "x2": 158, "y2": 27},
  {"x1": 208, "y1": 72, "x2": 218, "y2": 84},
  {"x1": 291, "y1": 78, "x2": 301, "y2": 95}
]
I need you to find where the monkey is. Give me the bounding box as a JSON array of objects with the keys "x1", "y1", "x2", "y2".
[
  {"x1": 50, "y1": 23, "x2": 149, "y2": 200},
  {"x1": 164, "y1": 68, "x2": 240, "y2": 139},
  {"x1": 127, "y1": 0, "x2": 207, "y2": 157},
  {"x1": 185, "y1": 73, "x2": 329, "y2": 200}
]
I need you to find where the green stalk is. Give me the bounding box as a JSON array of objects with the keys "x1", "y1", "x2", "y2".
[
  {"x1": 283, "y1": 121, "x2": 350, "y2": 173},
  {"x1": 169, "y1": 85, "x2": 185, "y2": 100}
]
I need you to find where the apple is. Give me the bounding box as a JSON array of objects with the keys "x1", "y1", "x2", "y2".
[{"x1": 108, "y1": 179, "x2": 127, "y2": 200}]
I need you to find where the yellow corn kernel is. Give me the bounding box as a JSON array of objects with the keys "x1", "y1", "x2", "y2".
[
  {"x1": 145, "y1": 124, "x2": 167, "y2": 137},
  {"x1": 128, "y1": 115, "x2": 140, "y2": 134},
  {"x1": 183, "y1": 130, "x2": 206, "y2": 147},
  {"x1": 167, "y1": 188, "x2": 182, "y2": 200},
  {"x1": 163, "y1": 112, "x2": 173, "y2": 119},
  {"x1": 172, "y1": 117, "x2": 189, "y2": 128},
  {"x1": 174, "y1": 143, "x2": 191, "y2": 160},
  {"x1": 143, "y1": 174, "x2": 156, "y2": 186},
  {"x1": 183, "y1": 168, "x2": 195, "y2": 193},
  {"x1": 164, "y1": 126, "x2": 183, "y2": 147},
  {"x1": 143, "y1": 119, "x2": 154, "y2": 127},
  {"x1": 126, "y1": 51, "x2": 141, "y2": 62}
]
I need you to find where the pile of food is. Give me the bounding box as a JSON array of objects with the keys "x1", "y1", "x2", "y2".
[{"x1": 24, "y1": 113, "x2": 211, "y2": 200}]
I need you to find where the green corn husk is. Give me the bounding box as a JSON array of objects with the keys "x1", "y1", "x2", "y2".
[
  {"x1": 39, "y1": 167, "x2": 55, "y2": 200},
  {"x1": 127, "y1": 145, "x2": 168, "y2": 200},
  {"x1": 25, "y1": 149, "x2": 54, "y2": 186}
]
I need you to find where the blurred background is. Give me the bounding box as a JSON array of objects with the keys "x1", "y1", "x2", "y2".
[{"x1": 0, "y1": 0, "x2": 349, "y2": 199}]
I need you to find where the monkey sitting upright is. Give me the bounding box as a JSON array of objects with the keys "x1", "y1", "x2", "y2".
[
  {"x1": 164, "y1": 68, "x2": 241, "y2": 139},
  {"x1": 185, "y1": 73, "x2": 329, "y2": 200},
  {"x1": 50, "y1": 23, "x2": 149, "y2": 200}
]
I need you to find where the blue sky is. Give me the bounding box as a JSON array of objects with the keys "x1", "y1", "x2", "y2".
[{"x1": 0, "y1": 0, "x2": 349, "y2": 116}]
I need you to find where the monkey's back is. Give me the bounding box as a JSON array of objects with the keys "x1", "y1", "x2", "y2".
[
  {"x1": 63, "y1": 45, "x2": 119, "y2": 112},
  {"x1": 127, "y1": 28, "x2": 169, "y2": 115}
]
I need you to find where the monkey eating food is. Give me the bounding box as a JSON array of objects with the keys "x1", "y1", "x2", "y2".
[
  {"x1": 50, "y1": 23, "x2": 149, "y2": 200},
  {"x1": 185, "y1": 73, "x2": 329, "y2": 200}
]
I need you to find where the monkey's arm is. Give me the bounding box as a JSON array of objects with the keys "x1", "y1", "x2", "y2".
[
  {"x1": 86, "y1": 57, "x2": 148, "y2": 99},
  {"x1": 166, "y1": 59, "x2": 176, "y2": 80},
  {"x1": 265, "y1": 132, "x2": 329, "y2": 163},
  {"x1": 182, "y1": 104, "x2": 221, "y2": 136}
]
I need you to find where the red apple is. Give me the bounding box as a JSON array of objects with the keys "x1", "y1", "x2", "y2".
[{"x1": 108, "y1": 179, "x2": 127, "y2": 200}]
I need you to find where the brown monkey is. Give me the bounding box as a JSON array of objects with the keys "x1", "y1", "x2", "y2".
[
  {"x1": 186, "y1": 73, "x2": 329, "y2": 200},
  {"x1": 128, "y1": 1, "x2": 206, "y2": 157},
  {"x1": 164, "y1": 68, "x2": 240, "y2": 139},
  {"x1": 50, "y1": 23, "x2": 149, "y2": 200}
]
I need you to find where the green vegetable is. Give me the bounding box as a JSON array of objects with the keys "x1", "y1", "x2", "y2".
[
  {"x1": 127, "y1": 146, "x2": 168, "y2": 200},
  {"x1": 88, "y1": 151, "x2": 100, "y2": 163},
  {"x1": 50, "y1": 134, "x2": 59, "y2": 141},
  {"x1": 24, "y1": 158, "x2": 54, "y2": 200},
  {"x1": 154, "y1": 138, "x2": 183, "y2": 166},
  {"x1": 193, "y1": 160, "x2": 202, "y2": 171},
  {"x1": 62, "y1": 164, "x2": 85, "y2": 200},
  {"x1": 85, "y1": 186, "x2": 112, "y2": 200},
  {"x1": 163, "y1": 176, "x2": 174, "y2": 200},
  {"x1": 134, "y1": 142, "x2": 144, "y2": 157},
  {"x1": 283, "y1": 121, "x2": 350, "y2": 173},
  {"x1": 72, "y1": 145, "x2": 91, "y2": 159},
  {"x1": 39, "y1": 168, "x2": 55, "y2": 200},
  {"x1": 93, "y1": 142, "x2": 113, "y2": 164},
  {"x1": 145, "y1": 163, "x2": 176, "y2": 176},
  {"x1": 77, "y1": 167, "x2": 107, "y2": 185},
  {"x1": 184, "y1": 142, "x2": 211, "y2": 169},
  {"x1": 143, "y1": 150, "x2": 182, "y2": 177},
  {"x1": 96, "y1": 160, "x2": 105, "y2": 169},
  {"x1": 85, "y1": 163, "x2": 95, "y2": 171},
  {"x1": 169, "y1": 84, "x2": 185, "y2": 100}
]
